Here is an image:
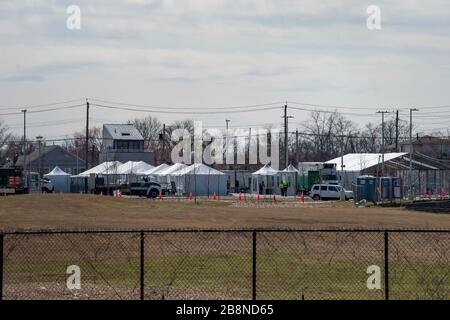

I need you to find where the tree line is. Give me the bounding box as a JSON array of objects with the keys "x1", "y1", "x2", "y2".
[{"x1": 0, "y1": 111, "x2": 448, "y2": 167}]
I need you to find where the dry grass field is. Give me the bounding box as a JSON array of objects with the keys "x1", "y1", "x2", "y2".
[
  {"x1": 0, "y1": 194, "x2": 449, "y2": 231},
  {"x1": 1, "y1": 194, "x2": 449, "y2": 300}
]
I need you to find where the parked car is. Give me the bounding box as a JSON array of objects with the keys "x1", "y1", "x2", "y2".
[{"x1": 310, "y1": 184, "x2": 353, "y2": 201}]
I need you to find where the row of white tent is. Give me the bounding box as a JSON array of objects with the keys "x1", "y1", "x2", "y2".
[{"x1": 46, "y1": 161, "x2": 299, "y2": 196}]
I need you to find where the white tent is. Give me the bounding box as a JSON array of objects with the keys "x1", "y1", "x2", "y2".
[
  {"x1": 78, "y1": 161, "x2": 123, "y2": 177},
  {"x1": 143, "y1": 163, "x2": 170, "y2": 176},
  {"x1": 280, "y1": 164, "x2": 299, "y2": 196},
  {"x1": 171, "y1": 163, "x2": 227, "y2": 196},
  {"x1": 117, "y1": 161, "x2": 154, "y2": 175},
  {"x1": 251, "y1": 164, "x2": 279, "y2": 195},
  {"x1": 44, "y1": 166, "x2": 71, "y2": 193},
  {"x1": 155, "y1": 163, "x2": 188, "y2": 184}
]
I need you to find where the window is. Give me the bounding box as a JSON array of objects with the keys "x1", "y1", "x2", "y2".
[
  {"x1": 313, "y1": 186, "x2": 319, "y2": 191},
  {"x1": 329, "y1": 186, "x2": 339, "y2": 192},
  {"x1": 321, "y1": 185, "x2": 327, "y2": 191}
]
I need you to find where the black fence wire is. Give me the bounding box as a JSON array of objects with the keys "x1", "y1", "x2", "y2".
[{"x1": 0, "y1": 229, "x2": 448, "y2": 300}]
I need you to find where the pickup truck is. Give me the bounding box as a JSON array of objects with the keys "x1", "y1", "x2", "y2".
[{"x1": 121, "y1": 181, "x2": 162, "y2": 198}]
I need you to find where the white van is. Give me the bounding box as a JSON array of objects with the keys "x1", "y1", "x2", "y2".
[{"x1": 310, "y1": 184, "x2": 353, "y2": 201}]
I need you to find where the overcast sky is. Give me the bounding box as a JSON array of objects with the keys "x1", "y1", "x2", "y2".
[{"x1": 1, "y1": 0, "x2": 450, "y2": 139}]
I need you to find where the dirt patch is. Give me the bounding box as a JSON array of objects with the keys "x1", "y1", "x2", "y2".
[{"x1": 0, "y1": 194, "x2": 449, "y2": 231}]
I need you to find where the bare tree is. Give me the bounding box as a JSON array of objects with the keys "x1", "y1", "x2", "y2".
[
  {"x1": 0, "y1": 119, "x2": 11, "y2": 162},
  {"x1": 127, "y1": 116, "x2": 163, "y2": 150}
]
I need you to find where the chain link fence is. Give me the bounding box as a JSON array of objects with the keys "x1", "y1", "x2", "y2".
[{"x1": 0, "y1": 229, "x2": 448, "y2": 300}]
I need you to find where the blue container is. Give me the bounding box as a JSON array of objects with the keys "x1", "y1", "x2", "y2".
[{"x1": 356, "y1": 175, "x2": 377, "y2": 202}]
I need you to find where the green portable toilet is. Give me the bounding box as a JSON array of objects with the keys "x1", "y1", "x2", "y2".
[{"x1": 356, "y1": 175, "x2": 377, "y2": 202}]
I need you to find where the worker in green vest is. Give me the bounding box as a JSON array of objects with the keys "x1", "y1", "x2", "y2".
[{"x1": 283, "y1": 179, "x2": 289, "y2": 196}]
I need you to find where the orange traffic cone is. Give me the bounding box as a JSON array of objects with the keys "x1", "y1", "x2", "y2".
[
  {"x1": 273, "y1": 195, "x2": 276, "y2": 202},
  {"x1": 238, "y1": 193, "x2": 243, "y2": 202},
  {"x1": 300, "y1": 193, "x2": 305, "y2": 203},
  {"x1": 188, "y1": 192, "x2": 193, "y2": 201},
  {"x1": 159, "y1": 191, "x2": 163, "y2": 201},
  {"x1": 213, "y1": 192, "x2": 217, "y2": 201},
  {"x1": 257, "y1": 194, "x2": 261, "y2": 203}
]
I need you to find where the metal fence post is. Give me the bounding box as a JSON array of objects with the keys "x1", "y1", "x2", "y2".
[
  {"x1": 384, "y1": 231, "x2": 389, "y2": 300},
  {"x1": 0, "y1": 233, "x2": 3, "y2": 301},
  {"x1": 252, "y1": 230, "x2": 257, "y2": 300},
  {"x1": 140, "y1": 231, "x2": 145, "y2": 301}
]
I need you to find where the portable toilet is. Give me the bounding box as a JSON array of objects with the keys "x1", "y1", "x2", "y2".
[
  {"x1": 392, "y1": 177, "x2": 403, "y2": 199},
  {"x1": 380, "y1": 177, "x2": 393, "y2": 201},
  {"x1": 356, "y1": 175, "x2": 377, "y2": 202}
]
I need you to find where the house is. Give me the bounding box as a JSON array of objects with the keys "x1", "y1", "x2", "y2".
[
  {"x1": 99, "y1": 124, "x2": 155, "y2": 164},
  {"x1": 16, "y1": 145, "x2": 86, "y2": 175},
  {"x1": 399, "y1": 136, "x2": 450, "y2": 159}
]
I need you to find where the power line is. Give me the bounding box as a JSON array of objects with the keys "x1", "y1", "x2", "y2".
[
  {"x1": 90, "y1": 103, "x2": 282, "y2": 115},
  {"x1": 0, "y1": 98, "x2": 84, "y2": 110},
  {"x1": 0, "y1": 104, "x2": 85, "y2": 116},
  {"x1": 89, "y1": 98, "x2": 284, "y2": 110}
]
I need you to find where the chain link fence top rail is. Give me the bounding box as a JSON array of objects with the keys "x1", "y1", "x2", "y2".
[{"x1": 0, "y1": 229, "x2": 448, "y2": 300}]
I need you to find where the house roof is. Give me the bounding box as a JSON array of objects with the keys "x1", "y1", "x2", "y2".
[
  {"x1": 399, "y1": 135, "x2": 450, "y2": 146},
  {"x1": 325, "y1": 153, "x2": 407, "y2": 172},
  {"x1": 103, "y1": 124, "x2": 144, "y2": 140},
  {"x1": 16, "y1": 145, "x2": 85, "y2": 167}
]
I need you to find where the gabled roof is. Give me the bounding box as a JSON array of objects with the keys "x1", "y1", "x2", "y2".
[
  {"x1": 252, "y1": 164, "x2": 279, "y2": 176},
  {"x1": 117, "y1": 161, "x2": 154, "y2": 174},
  {"x1": 103, "y1": 124, "x2": 143, "y2": 140},
  {"x1": 78, "y1": 161, "x2": 123, "y2": 176},
  {"x1": 283, "y1": 164, "x2": 299, "y2": 173},
  {"x1": 325, "y1": 153, "x2": 407, "y2": 172},
  {"x1": 44, "y1": 166, "x2": 70, "y2": 176},
  {"x1": 156, "y1": 163, "x2": 188, "y2": 176},
  {"x1": 170, "y1": 163, "x2": 225, "y2": 176},
  {"x1": 143, "y1": 163, "x2": 171, "y2": 175},
  {"x1": 16, "y1": 145, "x2": 85, "y2": 167}
]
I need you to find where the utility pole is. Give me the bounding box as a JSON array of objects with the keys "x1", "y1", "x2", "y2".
[
  {"x1": 21, "y1": 109, "x2": 27, "y2": 185},
  {"x1": 36, "y1": 136, "x2": 43, "y2": 178},
  {"x1": 377, "y1": 110, "x2": 389, "y2": 204},
  {"x1": 295, "y1": 129, "x2": 299, "y2": 166},
  {"x1": 376, "y1": 111, "x2": 390, "y2": 177},
  {"x1": 395, "y1": 110, "x2": 399, "y2": 152},
  {"x1": 161, "y1": 123, "x2": 166, "y2": 164},
  {"x1": 409, "y1": 108, "x2": 419, "y2": 200},
  {"x1": 85, "y1": 99, "x2": 90, "y2": 170},
  {"x1": 282, "y1": 103, "x2": 293, "y2": 169},
  {"x1": 226, "y1": 119, "x2": 231, "y2": 167}
]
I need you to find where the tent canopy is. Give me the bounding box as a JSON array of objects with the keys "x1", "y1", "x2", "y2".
[
  {"x1": 252, "y1": 164, "x2": 279, "y2": 176},
  {"x1": 283, "y1": 164, "x2": 299, "y2": 173},
  {"x1": 157, "y1": 163, "x2": 188, "y2": 176},
  {"x1": 143, "y1": 163, "x2": 170, "y2": 175},
  {"x1": 117, "y1": 161, "x2": 154, "y2": 174},
  {"x1": 78, "y1": 161, "x2": 122, "y2": 176},
  {"x1": 44, "y1": 166, "x2": 70, "y2": 176},
  {"x1": 171, "y1": 163, "x2": 225, "y2": 176}
]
